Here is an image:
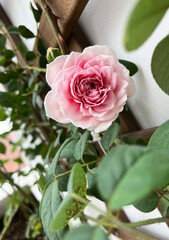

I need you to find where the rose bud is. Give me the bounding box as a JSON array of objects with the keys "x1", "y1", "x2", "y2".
[
  {"x1": 46, "y1": 47, "x2": 62, "y2": 63},
  {"x1": 44, "y1": 45, "x2": 135, "y2": 133}
]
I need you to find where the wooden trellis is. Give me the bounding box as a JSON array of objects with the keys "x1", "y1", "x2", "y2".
[{"x1": 0, "y1": 1, "x2": 160, "y2": 239}]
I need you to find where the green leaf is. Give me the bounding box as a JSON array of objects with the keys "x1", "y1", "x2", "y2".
[
  {"x1": 148, "y1": 120, "x2": 169, "y2": 150},
  {"x1": 24, "y1": 51, "x2": 36, "y2": 61},
  {"x1": 60, "y1": 139, "x2": 78, "y2": 159},
  {"x1": 101, "y1": 123, "x2": 120, "y2": 151},
  {"x1": 68, "y1": 163, "x2": 87, "y2": 195},
  {"x1": 64, "y1": 224, "x2": 108, "y2": 240},
  {"x1": 13, "y1": 158, "x2": 23, "y2": 164},
  {"x1": 121, "y1": 136, "x2": 136, "y2": 145},
  {"x1": 0, "y1": 34, "x2": 6, "y2": 52},
  {"x1": 124, "y1": 0, "x2": 169, "y2": 51},
  {"x1": 160, "y1": 195, "x2": 169, "y2": 216},
  {"x1": 48, "y1": 138, "x2": 74, "y2": 176},
  {"x1": 97, "y1": 145, "x2": 147, "y2": 202},
  {"x1": 0, "y1": 107, "x2": 7, "y2": 121},
  {"x1": 18, "y1": 41, "x2": 28, "y2": 54},
  {"x1": 108, "y1": 149, "x2": 169, "y2": 209},
  {"x1": 40, "y1": 180, "x2": 67, "y2": 240},
  {"x1": 0, "y1": 142, "x2": 6, "y2": 154},
  {"x1": 50, "y1": 163, "x2": 89, "y2": 231},
  {"x1": 0, "y1": 72, "x2": 10, "y2": 84},
  {"x1": 7, "y1": 79, "x2": 21, "y2": 92},
  {"x1": 39, "y1": 55, "x2": 47, "y2": 68},
  {"x1": 151, "y1": 35, "x2": 169, "y2": 95},
  {"x1": 0, "y1": 92, "x2": 14, "y2": 107},
  {"x1": 134, "y1": 192, "x2": 159, "y2": 212},
  {"x1": 4, "y1": 50, "x2": 15, "y2": 59},
  {"x1": 8, "y1": 26, "x2": 19, "y2": 34},
  {"x1": 37, "y1": 38, "x2": 47, "y2": 56},
  {"x1": 87, "y1": 168, "x2": 104, "y2": 200},
  {"x1": 30, "y1": 3, "x2": 42, "y2": 23},
  {"x1": 18, "y1": 25, "x2": 35, "y2": 39},
  {"x1": 74, "y1": 130, "x2": 89, "y2": 160},
  {"x1": 119, "y1": 60, "x2": 138, "y2": 76}
]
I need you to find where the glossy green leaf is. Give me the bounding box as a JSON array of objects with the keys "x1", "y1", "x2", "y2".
[
  {"x1": 101, "y1": 123, "x2": 120, "y2": 151},
  {"x1": 0, "y1": 34, "x2": 6, "y2": 52},
  {"x1": 4, "y1": 50, "x2": 15, "y2": 59},
  {"x1": 64, "y1": 224, "x2": 108, "y2": 240},
  {"x1": 0, "y1": 142, "x2": 6, "y2": 154},
  {"x1": 50, "y1": 163, "x2": 89, "y2": 231},
  {"x1": 109, "y1": 149, "x2": 169, "y2": 209},
  {"x1": 97, "y1": 145, "x2": 147, "y2": 202},
  {"x1": 18, "y1": 41, "x2": 28, "y2": 54},
  {"x1": 18, "y1": 25, "x2": 35, "y2": 38},
  {"x1": 151, "y1": 36, "x2": 169, "y2": 95},
  {"x1": 8, "y1": 26, "x2": 19, "y2": 34},
  {"x1": 0, "y1": 92, "x2": 14, "y2": 107},
  {"x1": 25, "y1": 51, "x2": 36, "y2": 61},
  {"x1": 74, "y1": 130, "x2": 89, "y2": 160},
  {"x1": 148, "y1": 120, "x2": 169, "y2": 150},
  {"x1": 37, "y1": 38, "x2": 47, "y2": 56},
  {"x1": 119, "y1": 60, "x2": 138, "y2": 76},
  {"x1": 40, "y1": 180, "x2": 66, "y2": 240},
  {"x1": 134, "y1": 192, "x2": 159, "y2": 212},
  {"x1": 30, "y1": 3, "x2": 42, "y2": 23},
  {"x1": 39, "y1": 55, "x2": 47, "y2": 68},
  {"x1": 124, "y1": 0, "x2": 169, "y2": 51}
]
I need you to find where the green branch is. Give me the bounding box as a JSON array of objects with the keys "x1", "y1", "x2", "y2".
[
  {"x1": 125, "y1": 217, "x2": 169, "y2": 228},
  {"x1": 37, "y1": 0, "x2": 67, "y2": 55}
]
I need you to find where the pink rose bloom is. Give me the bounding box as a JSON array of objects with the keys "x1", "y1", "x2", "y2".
[{"x1": 44, "y1": 45, "x2": 135, "y2": 133}]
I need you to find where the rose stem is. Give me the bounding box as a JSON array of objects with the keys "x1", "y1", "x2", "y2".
[{"x1": 37, "y1": 0, "x2": 68, "y2": 55}]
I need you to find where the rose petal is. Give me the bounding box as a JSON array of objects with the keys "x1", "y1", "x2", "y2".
[
  {"x1": 46, "y1": 55, "x2": 67, "y2": 86},
  {"x1": 94, "y1": 120, "x2": 115, "y2": 133},
  {"x1": 44, "y1": 91, "x2": 70, "y2": 123},
  {"x1": 83, "y1": 45, "x2": 117, "y2": 61}
]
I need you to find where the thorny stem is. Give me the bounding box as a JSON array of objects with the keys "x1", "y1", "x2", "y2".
[
  {"x1": 24, "y1": 65, "x2": 46, "y2": 72},
  {"x1": 124, "y1": 217, "x2": 169, "y2": 228},
  {"x1": 37, "y1": 0, "x2": 67, "y2": 55}
]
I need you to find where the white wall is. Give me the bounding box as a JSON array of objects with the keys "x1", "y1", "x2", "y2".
[
  {"x1": 79, "y1": 0, "x2": 169, "y2": 129},
  {"x1": 1, "y1": 1, "x2": 169, "y2": 238}
]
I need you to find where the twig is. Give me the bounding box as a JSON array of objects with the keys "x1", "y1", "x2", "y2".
[
  {"x1": 0, "y1": 205, "x2": 19, "y2": 240},
  {"x1": 37, "y1": 0, "x2": 67, "y2": 54}
]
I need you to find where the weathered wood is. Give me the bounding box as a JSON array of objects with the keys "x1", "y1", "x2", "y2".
[
  {"x1": 119, "y1": 108, "x2": 141, "y2": 134},
  {"x1": 35, "y1": 0, "x2": 89, "y2": 49},
  {"x1": 44, "y1": 0, "x2": 89, "y2": 41},
  {"x1": 120, "y1": 127, "x2": 157, "y2": 142}
]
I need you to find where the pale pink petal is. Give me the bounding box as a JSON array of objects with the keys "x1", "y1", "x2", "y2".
[
  {"x1": 94, "y1": 120, "x2": 115, "y2": 133},
  {"x1": 63, "y1": 51, "x2": 81, "y2": 69},
  {"x1": 83, "y1": 45, "x2": 117, "y2": 61},
  {"x1": 46, "y1": 55, "x2": 68, "y2": 86},
  {"x1": 84, "y1": 55, "x2": 115, "y2": 69},
  {"x1": 44, "y1": 91, "x2": 70, "y2": 123}
]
